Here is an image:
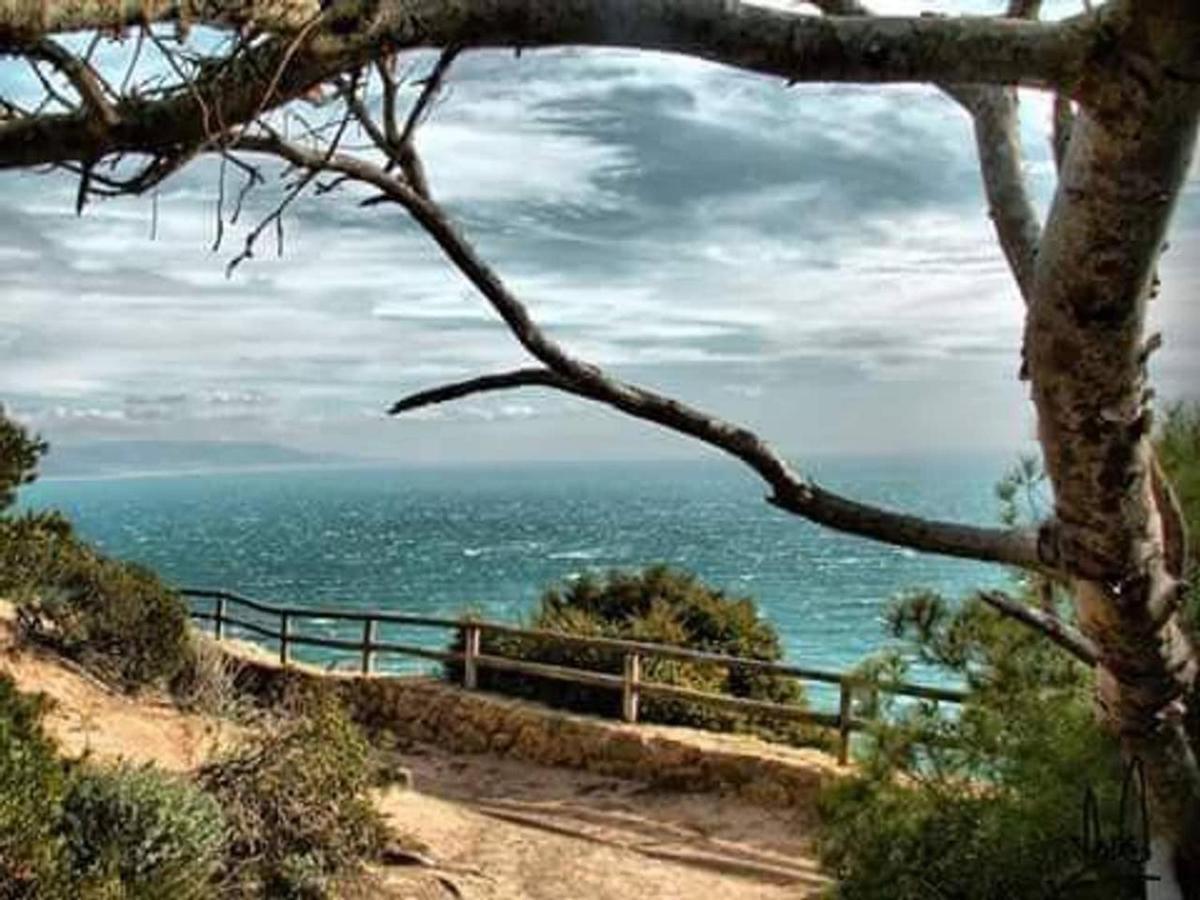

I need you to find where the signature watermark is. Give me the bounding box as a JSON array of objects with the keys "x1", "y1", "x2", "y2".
[{"x1": 1055, "y1": 756, "x2": 1161, "y2": 897}]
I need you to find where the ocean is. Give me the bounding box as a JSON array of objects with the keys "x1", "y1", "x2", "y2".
[{"x1": 19, "y1": 454, "x2": 1017, "y2": 695}]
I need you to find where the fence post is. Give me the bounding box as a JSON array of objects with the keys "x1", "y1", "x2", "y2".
[
  {"x1": 838, "y1": 677, "x2": 854, "y2": 766},
  {"x1": 463, "y1": 623, "x2": 481, "y2": 690},
  {"x1": 279, "y1": 612, "x2": 292, "y2": 666},
  {"x1": 214, "y1": 595, "x2": 226, "y2": 641},
  {"x1": 361, "y1": 618, "x2": 377, "y2": 675},
  {"x1": 622, "y1": 652, "x2": 641, "y2": 723}
]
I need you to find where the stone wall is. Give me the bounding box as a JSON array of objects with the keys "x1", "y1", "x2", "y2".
[{"x1": 224, "y1": 644, "x2": 844, "y2": 814}]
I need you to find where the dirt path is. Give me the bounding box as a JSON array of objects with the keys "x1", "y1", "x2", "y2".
[
  {"x1": 1, "y1": 606, "x2": 829, "y2": 898},
  {"x1": 372, "y1": 749, "x2": 828, "y2": 898}
]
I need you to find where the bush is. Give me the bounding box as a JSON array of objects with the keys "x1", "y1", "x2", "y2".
[
  {"x1": 0, "y1": 404, "x2": 45, "y2": 514},
  {"x1": 815, "y1": 588, "x2": 1145, "y2": 899},
  {"x1": 817, "y1": 431, "x2": 1200, "y2": 898},
  {"x1": 59, "y1": 764, "x2": 226, "y2": 899},
  {"x1": 172, "y1": 631, "x2": 246, "y2": 718},
  {"x1": 198, "y1": 687, "x2": 389, "y2": 898},
  {"x1": 0, "y1": 674, "x2": 67, "y2": 900},
  {"x1": 2, "y1": 673, "x2": 229, "y2": 900},
  {"x1": 0, "y1": 407, "x2": 195, "y2": 692},
  {"x1": 14, "y1": 543, "x2": 195, "y2": 691},
  {"x1": 448, "y1": 565, "x2": 817, "y2": 745}
]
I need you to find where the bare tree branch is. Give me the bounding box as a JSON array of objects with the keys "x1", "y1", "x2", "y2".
[
  {"x1": 0, "y1": 2, "x2": 1111, "y2": 173},
  {"x1": 225, "y1": 80, "x2": 357, "y2": 274},
  {"x1": 239, "y1": 112, "x2": 1055, "y2": 572},
  {"x1": 393, "y1": 45, "x2": 459, "y2": 198},
  {"x1": 978, "y1": 589, "x2": 1099, "y2": 665},
  {"x1": 389, "y1": 368, "x2": 576, "y2": 415},
  {"x1": 26, "y1": 38, "x2": 118, "y2": 126},
  {"x1": 336, "y1": 46, "x2": 458, "y2": 198},
  {"x1": 941, "y1": 0, "x2": 1048, "y2": 306},
  {"x1": 382, "y1": 358, "x2": 1049, "y2": 572},
  {"x1": 0, "y1": 0, "x2": 1101, "y2": 96},
  {"x1": 398, "y1": 45, "x2": 458, "y2": 148},
  {"x1": 951, "y1": 84, "x2": 1041, "y2": 303}
]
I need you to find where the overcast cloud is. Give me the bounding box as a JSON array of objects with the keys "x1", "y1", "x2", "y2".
[{"x1": 1, "y1": 0, "x2": 1197, "y2": 464}]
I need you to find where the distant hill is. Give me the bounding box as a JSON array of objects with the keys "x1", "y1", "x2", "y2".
[{"x1": 39, "y1": 441, "x2": 357, "y2": 478}]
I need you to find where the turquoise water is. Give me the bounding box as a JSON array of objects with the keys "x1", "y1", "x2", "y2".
[{"x1": 20, "y1": 455, "x2": 1014, "y2": 691}]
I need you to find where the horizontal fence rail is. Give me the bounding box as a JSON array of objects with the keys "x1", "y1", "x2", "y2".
[{"x1": 181, "y1": 587, "x2": 966, "y2": 765}]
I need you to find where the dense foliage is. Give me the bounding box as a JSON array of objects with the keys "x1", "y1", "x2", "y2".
[
  {"x1": 3, "y1": 669, "x2": 387, "y2": 899},
  {"x1": 449, "y1": 565, "x2": 817, "y2": 744},
  {"x1": 198, "y1": 687, "x2": 389, "y2": 898},
  {"x1": 0, "y1": 674, "x2": 66, "y2": 899},
  {"x1": 817, "y1": 588, "x2": 1136, "y2": 899},
  {"x1": 0, "y1": 407, "x2": 195, "y2": 690},
  {"x1": 0, "y1": 673, "x2": 228, "y2": 900},
  {"x1": 0, "y1": 406, "x2": 45, "y2": 514},
  {"x1": 816, "y1": 406, "x2": 1200, "y2": 899},
  {"x1": 60, "y1": 764, "x2": 226, "y2": 899},
  {"x1": 17, "y1": 547, "x2": 195, "y2": 690}
]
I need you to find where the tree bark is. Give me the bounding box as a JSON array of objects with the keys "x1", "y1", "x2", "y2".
[
  {"x1": 1027, "y1": 0, "x2": 1200, "y2": 888},
  {"x1": 0, "y1": 1, "x2": 1105, "y2": 170}
]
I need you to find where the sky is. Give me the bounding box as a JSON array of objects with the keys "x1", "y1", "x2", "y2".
[{"x1": 1, "y1": 0, "x2": 1197, "y2": 466}]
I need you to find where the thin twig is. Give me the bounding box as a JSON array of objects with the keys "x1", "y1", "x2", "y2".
[
  {"x1": 120, "y1": 27, "x2": 148, "y2": 96},
  {"x1": 29, "y1": 39, "x2": 118, "y2": 126},
  {"x1": 225, "y1": 75, "x2": 358, "y2": 275}
]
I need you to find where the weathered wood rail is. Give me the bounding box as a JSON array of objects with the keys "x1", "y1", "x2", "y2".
[{"x1": 182, "y1": 587, "x2": 965, "y2": 765}]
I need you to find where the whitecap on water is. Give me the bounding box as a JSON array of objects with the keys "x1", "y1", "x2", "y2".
[{"x1": 548, "y1": 549, "x2": 600, "y2": 561}]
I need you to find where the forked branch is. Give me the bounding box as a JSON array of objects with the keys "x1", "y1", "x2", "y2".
[{"x1": 26, "y1": 38, "x2": 117, "y2": 127}]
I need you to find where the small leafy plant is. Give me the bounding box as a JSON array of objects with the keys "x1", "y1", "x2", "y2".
[{"x1": 198, "y1": 686, "x2": 389, "y2": 898}]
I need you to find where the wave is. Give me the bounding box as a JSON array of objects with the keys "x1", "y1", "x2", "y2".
[{"x1": 547, "y1": 549, "x2": 602, "y2": 561}]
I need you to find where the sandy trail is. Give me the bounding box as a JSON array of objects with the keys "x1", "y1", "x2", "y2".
[
  {"x1": 1, "y1": 607, "x2": 828, "y2": 898},
  {"x1": 371, "y1": 747, "x2": 828, "y2": 898}
]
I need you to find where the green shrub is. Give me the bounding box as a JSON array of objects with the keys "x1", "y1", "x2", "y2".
[
  {"x1": 0, "y1": 404, "x2": 45, "y2": 514},
  {"x1": 0, "y1": 674, "x2": 67, "y2": 900},
  {"x1": 198, "y1": 687, "x2": 388, "y2": 898},
  {"x1": 15, "y1": 545, "x2": 195, "y2": 691},
  {"x1": 449, "y1": 565, "x2": 817, "y2": 745},
  {"x1": 815, "y1": 451, "x2": 1159, "y2": 897},
  {"x1": 1, "y1": 675, "x2": 228, "y2": 900},
  {"x1": 0, "y1": 512, "x2": 78, "y2": 607},
  {"x1": 1, "y1": 407, "x2": 194, "y2": 692},
  {"x1": 59, "y1": 763, "x2": 226, "y2": 899},
  {"x1": 816, "y1": 587, "x2": 1146, "y2": 899}
]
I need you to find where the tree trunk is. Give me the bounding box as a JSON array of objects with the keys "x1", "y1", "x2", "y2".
[{"x1": 1027, "y1": 2, "x2": 1200, "y2": 891}]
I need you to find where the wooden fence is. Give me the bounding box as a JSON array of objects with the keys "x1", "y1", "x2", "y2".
[{"x1": 182, "y1": 587, "x2": 966, "y2": 765}]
